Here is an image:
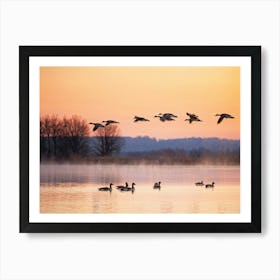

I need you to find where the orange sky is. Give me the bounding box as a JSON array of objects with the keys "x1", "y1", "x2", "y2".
[{"x1": 40, "y1": 66, "x2": 240, "y2": 139}]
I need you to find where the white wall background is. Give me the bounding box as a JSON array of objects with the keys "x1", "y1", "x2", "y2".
[{"x1": 0, "y1": 0, "x2": 279, "y2": 279}]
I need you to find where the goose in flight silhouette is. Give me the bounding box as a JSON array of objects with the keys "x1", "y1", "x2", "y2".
[
  {"x1": 215, "y1": 113, "x2": 234, "y2": 124},
  {"x1": 185, "y1": 113, "x2": 202, "y2": 124},
  {"x1": 154, "y1": 115, "x2": 167, "y2": 122},
  {"x1": 160, "y1": 113, "x2": 178, "y2": 119},
  {"x1": 102, "y1": 120, "x2": 119, "y2": 126},
  {"x1": 134, "y1": 116, "x2": 150, "y2": 122},
  {"x1": 154, "y1": 113, "x2": 176, "y2": 122},
  {"x1": 89, "y1": 122, "x2": 105, "y2": 131}
]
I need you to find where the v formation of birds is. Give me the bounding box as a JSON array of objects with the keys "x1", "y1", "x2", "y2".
[{"x1": 89, "y1": 113, "x2": 234, "y2": 131}]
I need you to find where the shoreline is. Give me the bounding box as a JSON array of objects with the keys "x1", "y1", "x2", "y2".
[{"x1": 40, "y1": 157, "x2": 240, "y2": 166}]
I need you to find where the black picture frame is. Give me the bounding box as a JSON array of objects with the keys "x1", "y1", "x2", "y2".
[{"x1": 20, "y1": 46, "x2": 261, "y2": 233}]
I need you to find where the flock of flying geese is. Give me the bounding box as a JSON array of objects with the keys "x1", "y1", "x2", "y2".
[
  {"x1": 98, "y1": 180, "x2": 215, "y2": 193},
  {"x1": 89, "y1": 112, "x2": 234, "y2": 131}
]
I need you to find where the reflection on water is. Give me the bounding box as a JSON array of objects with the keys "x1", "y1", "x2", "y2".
[{"x1": 40, "y1": 164, "x2": 240, "y2": 213}]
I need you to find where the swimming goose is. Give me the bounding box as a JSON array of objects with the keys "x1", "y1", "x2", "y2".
[
  {"x1": 102, "y1": 120, "x2": 119, "y2": 126},
  {"x1": 134, "y1": 116, "x2": 150, "y2": 122},
  {"x1": 89, "y1": 122, "x2": 105, "y2": 131},
  {"x1": 195, "y1": 181, "x2": 204, "y2": 186},
  {"x1": 98, "y1": 183, "x2": 113, "y2": 192},
  {"x1": 205, "y1": 182, "x2": 215, "y2": 188},
  {"x1": 185, "y1": 113, "x2": 202, "y2": 124},
  {"x1": 121, "y1": 182, "x2": 136, "y2": 192},
  {"x1": 116, "y1": 182, "x2": 129, "y2": 190},
  {"x1": 153, "y1": 181, "x2": 161, "y2": 190},
  {"x1": 215, "y1": 113, "x2": 234, "y2": 124}
]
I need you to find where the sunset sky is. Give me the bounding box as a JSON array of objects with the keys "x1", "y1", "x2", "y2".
[{"x1": 40, "y1": 66, "x2": 240, "y2": 139}]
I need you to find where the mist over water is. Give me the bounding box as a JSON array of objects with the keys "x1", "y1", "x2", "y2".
[{"x1": 40, "y1": 164, "x2": 240, "y2": 213}]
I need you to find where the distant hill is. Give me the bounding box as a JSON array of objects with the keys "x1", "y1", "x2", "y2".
[
  {"x1": 89, "y1": 136, "x2": 240, "y2": 155},
  {"x1": 41, "y1": 136, "x2": 240, "y2": 164}
]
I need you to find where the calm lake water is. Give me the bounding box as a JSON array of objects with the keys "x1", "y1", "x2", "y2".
[{"x1": 40, "y1": 164, "x2": 240, "y2": 213}]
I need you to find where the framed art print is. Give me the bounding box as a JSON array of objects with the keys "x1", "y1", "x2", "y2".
[{"x1": 19, "y1": 46, "x2": 261, "y2": 233}]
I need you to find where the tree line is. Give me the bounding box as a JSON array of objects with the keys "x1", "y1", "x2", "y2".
[
  {"x1": 40, "y1": 115, "x2": 239, "y2": 164},
  {"x1": 40, "y1": 115, "x2": 123, "y2": 160}
]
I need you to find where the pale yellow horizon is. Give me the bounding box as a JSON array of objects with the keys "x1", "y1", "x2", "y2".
[{"x1": 40, "y1": 66, "x2": 240, "y2": 139}]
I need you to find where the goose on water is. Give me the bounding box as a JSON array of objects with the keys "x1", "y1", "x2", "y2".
[
  {"x1": 215, "y1": 113, "x2": 234, "y2": 124},
  {"x1": 153, "y1": 181, "x2": 161, "y2": 190},
  {"x1": 195, "y1": 181, "x2": 204, "y2": 186},
  {"x1": 121, "y1": 182, "x2": 136, "y2": 192},
  {"x1": 134, "y1": 116, "x2": 150, "y2": 122},
  {"x1": 185, "y1": 113, "x2": 202, "y2": 124},
  {"x1": 98, "y1": 183, "x2": 113, "y2": 192},
  {"x1": 89, "y1": 122, "x2": 105, "y2": 131},
  {"x1": 102, "y1": 120, "x2": 119, "y2": 126},
  {"x1": 116, "y1": 182, "x2": 129, "y2": 190},
  {"x1": 205, "y1": 182, "x2": 215, "y2": 188}
]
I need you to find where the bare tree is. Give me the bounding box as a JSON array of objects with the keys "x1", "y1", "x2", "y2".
[
  {"x1": 49, "y1": 115, "x2": 63, "y2": 157},
  {"x1": 40, "y1": 115, "x2": 90, "y2": 159},
  {"x1": 92, "y1": 125, "x2": 124, "y2": 156},
  {"x1": 63, "y1": 115, "x2": 90, "y2": 156},
  {"x1": 40, "y1": 115, "x2": 52, "y2": 157},
  {"x1": 40, "y1": 119, "x2": 46, "y2": 159}
]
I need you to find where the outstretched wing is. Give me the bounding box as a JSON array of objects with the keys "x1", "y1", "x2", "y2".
[{"x1": 217, "y1": 115, "x2": 224, "y2": 124}]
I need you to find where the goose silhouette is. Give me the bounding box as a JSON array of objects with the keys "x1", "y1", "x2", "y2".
[
  {"x1": 185, "y1": 113, "x2": 202, "y2": 124},
  {"x1": 116, "y1": 182, "x2": 129, "y2": 190},
  {"x1": 102, "y1": 120, "x2": 119, "y2": 126},
  {"x1": 134, "y1": 116, "x2": 150, "y2": 122},
  {"x1": 153, "y1": 181, "x2": 161, "y2": 190},
  {"x1": 89, "y1": 122, "x2": 105, "y2": 131},
  {"x1": 205, "y1": 182, "x2": 215, "y2": 188},
  {"x1": 215, "y1": 113, "x2": 234, "y2": 124},
  {"x1": 98, "y1": 183, "x2": 113, "y2": 192}
]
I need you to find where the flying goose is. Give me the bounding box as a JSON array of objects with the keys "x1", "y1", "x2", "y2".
[
  {"x1": 215, "y1": 113, "x2": 234, "y2": 124},
  {"x1": 134, "y1": 116, "x2": 150, "y2": 122},
  {"x1": 154, "y1": 114, "x2": 176, "y2": 121},
  {"x1": 154, "y1": 115, "x2": 167, "y2": 122},
  {"x1": 160, "y1": 113, "x2": 178, "y2": 119},
  {"x1": 185, "y1": 113, "x2": 202, "y2": 124},
  {"x1": 89, "y1": 122, "x2": 105, "y2": 131},
  {"x1": 98, "y1": 183, "x2": 113, "y2": 192},
  {"x1": 102, "y1": 120, "x2": 119, "y2": 126}
]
